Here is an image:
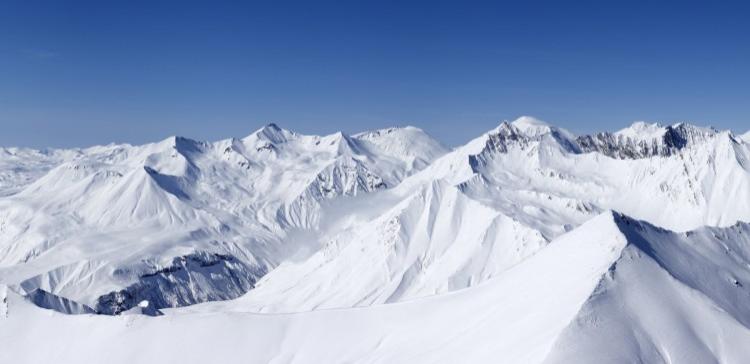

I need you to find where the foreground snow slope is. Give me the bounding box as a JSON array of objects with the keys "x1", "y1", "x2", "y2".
[
  {"x1": 0, "y1": 212, "x2": 629, "y2": 364},
  {"x1": 545, "y1": 216, "x2": 750, "y2": 363},
  {"x1": 5, "y1": 212, "x2": 750, "y2": 363}
]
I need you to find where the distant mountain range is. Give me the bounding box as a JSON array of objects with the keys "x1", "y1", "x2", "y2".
[{"x1": 2, "y1": 117, "x2": 750, "y2": 363}]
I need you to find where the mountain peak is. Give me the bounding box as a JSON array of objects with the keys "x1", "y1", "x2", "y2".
[
  {"x1": 354, "y1": 125, "x2": 425, "y2": 139},
  {"x1": 508, "y1": 116, "x2": 554, "y2": 137},
  {"x1": 249, "y1": 123, "x2": 296, "y2": 144},
  {"x1": 265, "y1": 122, "x2": 281, "y2": 131},
  {"x1": 615, "y1": 121, "x2": 665, "y2": 140},
  {"x1": 322, "y1": 131, "x2": 362, "y2": 155},
  {"x1": 152, "y1": 135, "x2": 203, "y2": 155},
  {"x1": 353, "y1": 125, "x2": 449, "y2": 163},
  {"x1": 480, "y1": 117, "x2": 578, "y2": 156},
  {"x1": 613, "y1": 121, "x2": 719, "y2": 142},
  {"x1": 511, "y1": 115, "x2": 550, "y2": 127}
]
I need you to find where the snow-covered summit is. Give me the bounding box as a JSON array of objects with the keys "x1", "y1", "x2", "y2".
[
  {"x1": 509, "y1": 116, "x2": 554, "y2": 136},
  {"x1": 247, "y1": 123, "x2": 297, "y2": 145},
  {"x1": 354, "y1": 126, "x2": 449, "y2": 166},
  {"x1": 614, "y1": 121, "x2": 665, "y2": 140}
]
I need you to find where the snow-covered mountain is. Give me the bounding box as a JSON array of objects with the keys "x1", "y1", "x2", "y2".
[
  {"x1": 2, "y1": 117, "x2": 750, "y2": 363},
  {"x1": 0, "y1": 124, "x2": 448, "y2": 313},
  {"x1": 182, "y1": 117, "x2": 750, "y2": 315}
]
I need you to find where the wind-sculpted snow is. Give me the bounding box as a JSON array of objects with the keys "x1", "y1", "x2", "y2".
[{"x1": 2, "y1": 117, "x2": 750, "y2": 363}]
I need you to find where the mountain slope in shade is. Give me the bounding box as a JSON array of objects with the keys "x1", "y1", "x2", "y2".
[
  {"x1": 544, "y1": 216, "x2": 750, "y2": 363},
  {"x1": 4, "y1": 212, "x2": 750, "y2": 363}
]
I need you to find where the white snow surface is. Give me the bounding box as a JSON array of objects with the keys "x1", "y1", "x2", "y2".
[
  {"x1": 614, "y1": 121, "x2": 667, "y2": 140},
  {"x1": 2, "y1": 117, "x2": 750, "y2": 363},
  {"x1": 4, "y1": 212, "x2": 750, "y2": 363}
]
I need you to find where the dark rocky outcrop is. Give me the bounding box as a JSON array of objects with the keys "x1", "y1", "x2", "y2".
[{"x1": 95, "y1": 252, "x2": 266, "y2": 315}]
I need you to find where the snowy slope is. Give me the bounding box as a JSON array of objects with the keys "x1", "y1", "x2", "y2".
[
  {"x1": 544, "y1": 216, "x2": 750, "y2": 363},
  {"x1": 0, "y1": 212, "x2": 631, "y2": 364},
  {"x1": 200, "y1": 180, "x2": 547, "y2": 313},
  {"x1": 4, "y1": 212, "x2": 750, "y2": 363}
]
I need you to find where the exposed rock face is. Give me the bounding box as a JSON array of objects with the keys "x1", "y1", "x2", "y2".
[
  {"x1": 482, "y1": 123, "x2": 530, "y2": 154},
  {"x1": 474, "y1": 122, "x2": 719, "y2": 160},
  {"x1": 576, "y1": 132, "x2": 664, "y2": 159},
  {"x1": 279, "y1": 157, "x2": 387, "y2": 228},
  {"x1": 576, "y1": 124, "x2": 716, "y2": 159},
  {"x1": 95, "y1": 252, "x2": 266, "y2": 315}
]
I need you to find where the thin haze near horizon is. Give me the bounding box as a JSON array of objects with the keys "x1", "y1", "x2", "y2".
[{"x1": 1, "y1": 1, "x2": 748, "y2": 149}]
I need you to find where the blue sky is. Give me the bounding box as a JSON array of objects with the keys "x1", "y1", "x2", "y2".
[{"x1": 1, "y1": 0, "x2": 748, "y2": 148}]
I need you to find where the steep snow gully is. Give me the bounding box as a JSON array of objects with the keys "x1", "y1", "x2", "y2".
[{"x1": 2, "y1": 117, "x2": 750, "y2": 363}]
